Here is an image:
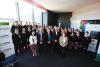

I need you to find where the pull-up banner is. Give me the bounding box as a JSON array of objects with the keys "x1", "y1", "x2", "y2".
[
  {"x1": 0, "y1": 21, "x2": 16, "y2": 66},
  {"x1": 0, "y1": 22, "x2": 15, "y2": 57}
]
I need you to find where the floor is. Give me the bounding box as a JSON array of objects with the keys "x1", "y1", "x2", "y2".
[{"x1": 14, "y1": 49, "x2": 100, "y2": 67}]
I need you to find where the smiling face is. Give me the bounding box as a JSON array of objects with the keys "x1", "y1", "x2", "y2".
[
  {"x1": 22, "y1": 28, "x2": 25, "y2": 32},
  {"x1": 28, "y1": 26, "x2": 31, "y2": 31},
  {"x1": 62, "y1": 32, "x2": 65, "y2": 37},
  {"x1": 32, "y1": 31, "x2": 35, "y2": 36}
]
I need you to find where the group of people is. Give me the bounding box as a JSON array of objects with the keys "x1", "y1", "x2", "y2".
[{"x1": 11, "y1": 23, "x2": 91, "y2": 57}]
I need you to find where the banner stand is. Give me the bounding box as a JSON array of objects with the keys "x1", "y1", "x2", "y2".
[{"x1": 0, "y1": 20, "x2": 17, "y2": 67}]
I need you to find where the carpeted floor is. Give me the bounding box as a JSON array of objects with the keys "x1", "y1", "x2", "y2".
[{"x1": 14, "y1": 49, "x2": 100, "y2": 67}]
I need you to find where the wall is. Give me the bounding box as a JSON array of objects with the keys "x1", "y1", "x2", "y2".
[
  {"x1": 18, "y1": 0, "x2": 33, "y2": 22},
  {"x1": 57, "y1": 12, "x2": 72, "y2": 28},
  {"x1": 42, "y1": 12, "x2": 48, "y2": 26},
  {"x1": 48, "y1": 11, "x2": 72, "y2": 27},
  {"x1": 0, "y1": 0, "x2": 17, "y2": 20},
  {"x1": 71, "y1": 20, "x2": 81, "y2": 29},
  {"x1": 34, "y1": 6, "x2": 43, "y2": 24},
  {"x1": 71, "y1": 3, "x2": 100, "y2": 29},
  {"x1": 48, "y1": 11, "x2": 57, "y2": 26}
]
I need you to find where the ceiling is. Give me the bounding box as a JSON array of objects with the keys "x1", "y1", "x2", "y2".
[{"x1": 26, "y1": 0, "x2": 100, "y2": 12}]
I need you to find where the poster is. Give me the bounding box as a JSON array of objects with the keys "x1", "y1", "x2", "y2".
[{"x1": 0, "y1": 22, "x2": 15, "y2": 58}]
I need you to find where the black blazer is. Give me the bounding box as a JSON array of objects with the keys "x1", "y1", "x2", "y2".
[
  {"x1": 42, "y1": 32, "x2": 48, "y2": 44},
  {"x1": 52, "y1": 31, "x2": 61, "y2": 42},
  {"x1": 83, "y1": 36, "x2": 91, "y2": 45},
  {"x1": 12, "y1": 33, "x2": 22, "y2": 48},
  {"x1": 74, "y1": 35, "x2": 81, "y2": 43},
  {"x1": 36, "y1": 32, "x2": 41, "y2": 45},
  {"x1": 20, "y1": 33, "x2": 27, "y2": 45}
]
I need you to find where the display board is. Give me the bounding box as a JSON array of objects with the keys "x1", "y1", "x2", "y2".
[
  {"x1": 85, "y1": 24, "x2": 100, "y2": 32},
  {"x1": 85, "y1": 23, "x2": 100, "y2": 62},
  {"x1": 0, "y1": 20, "x2": 16, "y2": 66}
]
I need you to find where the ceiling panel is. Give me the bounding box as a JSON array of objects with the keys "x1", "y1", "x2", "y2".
[{"x1": 25, "y1": 0, "x2": 100, "y2": 12}]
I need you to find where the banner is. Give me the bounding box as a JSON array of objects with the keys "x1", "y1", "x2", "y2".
[
  {"x1": 0, "y1": 21, "x2": 16, "y2": 66},
  {"x1": 85, "y1": 24, "x2": 100, "y2": 32}
]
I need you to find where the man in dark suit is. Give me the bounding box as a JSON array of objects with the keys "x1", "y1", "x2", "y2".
[
  {"x1": 36, "y1": 28, "x2": 41, "y2": 56},
  {"x1": 46, "y1": 29, "x2": 52, "y2": 54},
  {"x1": 52, "y1": 27, "x2": 61, "y2": 54}
]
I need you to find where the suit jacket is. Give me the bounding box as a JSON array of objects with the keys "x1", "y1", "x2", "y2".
[
  {"x1": 12, "y1": 33, "x2": 22, "y2": 48},
  {"x1": 83, "y1": 36, "x2": 91, "y2": 45},
  {"x1": 18, "y1": 25, "x2": 22, "y2": 34},
  {"x1": 36, "y1": 32, "x2": 41, "y2": 45},
  {"x1": 52, "y1": 31, "x2": 61, "y2": 42},
  {"x1": 42, "y1": 32, "x2": 48, "y2": 44},
  {"x1": 26, "y1": 31, "x2": 31, "y2": 42},
  {"x1": 75, "y1": 35, "x2": 81, "y2": 43},
  {"x1": 47, "y1": 32, "x2": 52, "y2": 44},
  {"x1": 20, "y1": 33, "x2": 27, "y2": 45}
]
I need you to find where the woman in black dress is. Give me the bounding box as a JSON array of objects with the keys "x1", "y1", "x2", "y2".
[
  {"x1": 12, "y1": 28, "x2": 22, "y2": 56},
  {"x1": 21, "y1": 27, "x2": 27, "y2": 52}
]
